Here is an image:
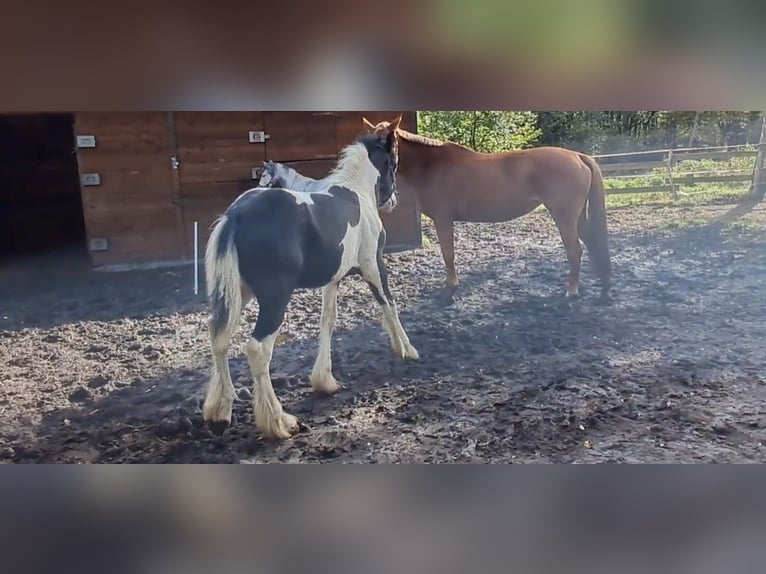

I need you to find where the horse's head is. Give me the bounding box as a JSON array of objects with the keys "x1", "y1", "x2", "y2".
[
  {"x1": 359, "y1": 114, "x2": 402, "y2": 214},
  {"x1": 258, "y1": 160, "x2": 279, "y2": 187},
  {"x1": 362, "y1": 115, "x2": 403, "y2": 143}
]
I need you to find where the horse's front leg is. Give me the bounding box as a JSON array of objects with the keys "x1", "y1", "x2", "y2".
[
  {"x1": 360, "y1": 240, "x2": 419, "y2": 361},
  {"x1": 432, "y1": 217, "x2": 459, "y2": 305},
  {"x1": 309, "y1": 281, "x2": 342, "y2": 395}
]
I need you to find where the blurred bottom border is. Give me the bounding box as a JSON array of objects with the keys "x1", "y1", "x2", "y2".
[{"x1": 1, "y1": 465, "x2": 765, "y2": 574}]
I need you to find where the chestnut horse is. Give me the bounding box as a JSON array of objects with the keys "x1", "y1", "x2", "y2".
[{"x1": 363, "y1": 118, "x2": 612, "y2": 304}]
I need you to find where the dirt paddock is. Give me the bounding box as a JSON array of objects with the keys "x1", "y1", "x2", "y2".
[{"x1": 2, "y1": 199, "x2": 765, "y2": 463}]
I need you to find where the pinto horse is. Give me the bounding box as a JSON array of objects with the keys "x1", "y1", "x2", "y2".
[
  {"x1": 362, "y1": 118, "x2": 612, "y2": 304},
  {"x1": 203, "y1": 117, "x2": 418, "y2": 440}
]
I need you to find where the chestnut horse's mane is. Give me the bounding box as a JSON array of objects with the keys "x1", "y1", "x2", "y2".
[
  {"x1": 396, "y1": 128, "x2": 474, "y2": 152},
  {"x1": 396, "y1": 129, "x2": 446, "y2": 147}
]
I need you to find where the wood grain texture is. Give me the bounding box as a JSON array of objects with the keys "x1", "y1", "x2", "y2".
[{"x1": 69, "y1": 111, "x2": 422, "y2": 267}]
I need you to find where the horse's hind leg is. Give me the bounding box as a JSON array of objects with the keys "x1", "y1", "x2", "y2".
[
  {"x1": 204, "y1": 322, "x2": 238, "y2": 435},
  {"x1": 245, "y1": 287, "x2": 300, "y2": 439},
  {"x1": 433, "y1": 217, "x2": 459, "y2": 305},
  {"x1": 548, "y1": 208, "x2": 583, "y2": 298},
  {"x1": 204, "y1": 288, "x2": 252, "y2": 435}
]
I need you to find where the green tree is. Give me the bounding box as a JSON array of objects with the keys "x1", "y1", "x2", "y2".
[
  {"x1": 417, "y1": 111, "x2": 541, "y2": 152},
  {"x1": 535, "y1": 111, "x2": 762, "y2": 153}
]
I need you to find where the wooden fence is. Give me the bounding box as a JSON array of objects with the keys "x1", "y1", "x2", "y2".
[{"x1": 593, "y1": 144, "x2": 764, "y2": 198}]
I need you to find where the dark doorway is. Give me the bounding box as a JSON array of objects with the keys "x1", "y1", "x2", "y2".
[
  {"x1": 0, "y1": 113, "x2": 90, "y2": 293},
  {"x1": 0, "y1": 113, "x2": 87, "y2": 265}
]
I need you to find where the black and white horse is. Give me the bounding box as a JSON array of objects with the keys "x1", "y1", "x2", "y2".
[{"x1": 203, "y1": 116, "x2": 419, "y2": 439}]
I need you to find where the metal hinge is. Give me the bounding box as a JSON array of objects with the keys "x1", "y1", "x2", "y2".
[
  {"x1": 251, "y1": 167, "x2": 263, "y2": 180},
  {"x1": 76, "y1": 135, "x2": 97, "y2": 148},
  {"x1": 171, "y1": 156, "x2": 180, "y2": 170},
  {"x1": 81, "y1": 173, "x2": 101, "y2": 186}
]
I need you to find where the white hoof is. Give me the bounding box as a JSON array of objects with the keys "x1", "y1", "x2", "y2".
[
  {"x1": 256, "y1": 409, "x2": 300, "y2": 440},
  {"x1": 310, "y1": 372, "x2": 342, "y2": 395},
  {"x1": 404, "y1": 344, "x2": 420, "y2": 361}
]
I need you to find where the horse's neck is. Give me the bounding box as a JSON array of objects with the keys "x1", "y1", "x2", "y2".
[
  {"x1": 397, "y1": 138, "x2": 452, "y2": 182},
  {"x1": 327, "y1": 167, "x2": 377, "y2": 206},
  {"x1": 279, "y1": 169, "x2": 314, "y2": 190}
]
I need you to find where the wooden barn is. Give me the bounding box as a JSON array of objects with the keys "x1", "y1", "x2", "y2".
[{"x1": 0, "y1": 111, "x2": 422, "y2": 271}]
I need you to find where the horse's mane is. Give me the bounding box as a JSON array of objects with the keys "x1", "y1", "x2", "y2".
[
  {"x1": 325, "y1": 140, "x2": 373, "y2": 187},
  {"x1": 396, "y1": 128, "x2": 474, "y2": 153},
  {"x1": 396, "y1": 129, "x2": 445, "y2": 147}
]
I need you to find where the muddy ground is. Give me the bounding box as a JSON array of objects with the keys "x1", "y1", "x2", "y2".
[{"x1": 1, "y1": 199, "x2": 765, "y2": 463}]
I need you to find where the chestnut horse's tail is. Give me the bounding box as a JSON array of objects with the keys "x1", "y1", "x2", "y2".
[{"x1": 577, "y1": 153, "x2": 612, "y2": 292}]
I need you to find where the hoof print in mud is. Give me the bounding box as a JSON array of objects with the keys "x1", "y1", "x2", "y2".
[{"x1": 207, "y1": 420, "x2": 230, "y2": 436}]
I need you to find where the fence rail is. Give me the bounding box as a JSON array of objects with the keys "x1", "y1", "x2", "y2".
[{"x1": 593, "y1": 143, "x2": 764, "y2": 198}]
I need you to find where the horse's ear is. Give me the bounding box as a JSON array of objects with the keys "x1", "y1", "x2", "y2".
[
  {"x1": 362, "y1": 117, "x2": 376, "y2": 131},
  {"x1": 389, "y1": 114, "x2": 403, "y2": 132}
]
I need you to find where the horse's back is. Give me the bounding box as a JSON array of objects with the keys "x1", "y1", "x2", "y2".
[
  {"x1": 228, "y1": 188, "x2": 304, "y2": 275},
  {"x1": 226, "y1": 185, "x2": 364, "y2": 290},
  {"x1": 404, "y1": 144, "x2": 594, "y2": 221}
]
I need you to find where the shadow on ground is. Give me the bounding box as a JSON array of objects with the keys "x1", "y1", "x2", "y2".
[{"x1": 6, "y1": 203, "x2": 766, "y2": 462}]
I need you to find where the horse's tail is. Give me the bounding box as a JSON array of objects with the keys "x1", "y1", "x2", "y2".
[
  {"x1": 205, "y1": 214, "x2": 243, "y2": 348},
  {"x1": 578, "y1": 153, "x2": 612, "y2": 292}
]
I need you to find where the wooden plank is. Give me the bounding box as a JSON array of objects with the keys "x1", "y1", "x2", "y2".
[
  {"x1": 84, "y1": 205, "x2": 179, "y2": 236},
  {"x1": 604, "y1": 185, "x2": 672, "y2": 195},
  {"x1": 263, "y1": 112, "x2": 338, "y2": 161},
  {"x1": 74, "y1": 112, "x2": 170, "y2": 154},
  {"x1": 599, "y1": 160, "x2": 667, "y2": 173},
  {"x1": 76, "y1": 167, "x2": 175, "y2": 199},
  {"x1": 177, "y1": 181, "x2": 254, "y2": 202},
  {"x1": 672, "y1": 149, "x2": 758, "y2": 162},
  {"x1": 674, "y1": 174, "x2": 753, "y2": 184},
  {"x1": 74, "y1": 112, "x2": 168, "y2": 130},
  {"x1": 177, "y1": 152, "x2": 265, "y2": 185},
  {"x1": 75, "y1": 152, "x2": 172, "y2": 173},
  {"x1": 89, "y1": 226, "x2": 184, "y2": 267},
  {"x1": 173, "y1": 112, "x2": 265, "y2": 145},
  {"x1": 80, "y1": 188, "x2": 178, "y2": 213}
]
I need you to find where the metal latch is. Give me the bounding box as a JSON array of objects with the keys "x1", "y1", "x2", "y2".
[
  {"x1": 89, "y1": 238, "x2": 109, "y2": 252},
  {"x1": 81, "y1": 173, "x2": 101, "y2": 186},
  {"x1": 76, "y1": 135, "x2": 97, "y2": 148},
  {"x1": 248, "y1": 131, "x2": 271, "y2": 144}
]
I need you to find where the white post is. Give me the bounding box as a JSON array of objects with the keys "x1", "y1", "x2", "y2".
[
  {"x1": 193, "y1": 221, "x2": 199, "y2": 295},
  {"x1": 752, "y1": 113, "x2": 766, "y2": 201}
]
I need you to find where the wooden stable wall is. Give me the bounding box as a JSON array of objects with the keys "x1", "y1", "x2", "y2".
[{"x1": 74, "y1": 111, "x2": 421, "y2": 268}]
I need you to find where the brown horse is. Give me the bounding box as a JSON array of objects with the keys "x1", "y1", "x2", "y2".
[{"x1": 363, "y1": 117, "x2": 612, "y2": 304}]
